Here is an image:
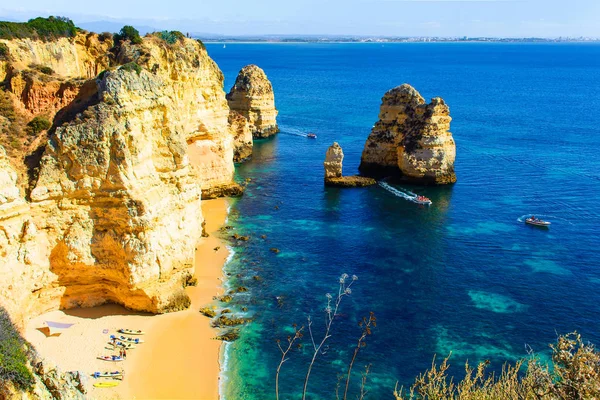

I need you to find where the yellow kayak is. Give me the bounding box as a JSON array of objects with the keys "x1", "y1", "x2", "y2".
[{"x1": 93, "y1": 381, "x2": 120, "y2": 388}]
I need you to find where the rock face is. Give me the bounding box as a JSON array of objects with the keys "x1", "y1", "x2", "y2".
[
  {"x1": 0, "y1": 34, "x2": 241, "y2": 324},
  {"x1": 1, "y1": 33, "x2": 112, "y2": 117},
  {"x1": 229, "y1": 110, "x2": 253, "y2": 162},
  {"x1": 359, "y1": 84, "x2": 456, "y2": 184},
  {"x1": 324, "y1": 142, "x2": 376, "y2": 188},
  {"x1": 227, "y1": 65, "x2": 278, "y2": 138}
]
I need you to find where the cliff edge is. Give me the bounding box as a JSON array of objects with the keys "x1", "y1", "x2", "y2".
[
  {"x1": 0, "y1": 30, "x2": 241, "y2": 324},
  {"x1": 359, "y1": 84, "x2": 456, "y2": 184}
]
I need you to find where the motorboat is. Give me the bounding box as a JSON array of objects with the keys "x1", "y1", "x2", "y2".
[
  {"x1": 415, "y1": 195, "x2": 432, "y2": 205},
  {"x1": 525, "y1": 217, "x2": 550, "y2": 227},
  {"x1": 307, "y1": 133, "x2": 317, "y2": 139}
]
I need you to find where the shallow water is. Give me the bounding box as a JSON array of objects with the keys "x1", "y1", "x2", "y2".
[{"x1": 206, "y1": 42, "x2": 600, "y2": 399}]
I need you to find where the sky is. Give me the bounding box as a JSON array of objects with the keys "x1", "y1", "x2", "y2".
[{"x1": 1, "y1": 0, "x2": 599, "y2": 37}]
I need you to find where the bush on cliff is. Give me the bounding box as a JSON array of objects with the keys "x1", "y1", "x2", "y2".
[
  {"x1": 0, "y1": 43, "x2": 9, "y2": 60},
  {"x1": 119, "y1": 62, "x2": 142, "y2": 75},
  {"x1": 26, "y1": 116, "x2": 51, "y2": 135},
  {"x1": 0, "y1": 308, "x2": 35, "y2": 392},
  {"x1": 157, "y1": 30, "x2": 185, "y2": 45},
  {"x1": 113, "y1": 25, "x2": 142, "y2": 46},
  {"x1": 0, "y1": 16, "x2": 77, "y2": 41}
]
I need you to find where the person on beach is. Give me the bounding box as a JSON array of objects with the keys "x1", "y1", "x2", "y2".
[
  {"x1": 119, "y1": 349, "x2": 123, "y2": 358},
  {"x1": 123, "y1": 348, "x2": 127, "y2": 360}
]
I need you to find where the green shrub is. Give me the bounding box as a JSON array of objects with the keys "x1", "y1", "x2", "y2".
[
  {"x1": 0, "y1": 43, "x2": 8, "y2": 60},
  {"x1": 157, "y1": 30, "x2": 185, "y2": 45},
  {"x1": 196, "y1": 39, "x2": 206, "y2": 50},
  {"x1": 39, "y1": 66, "x2": 53, "y2": 75},
  {"x1": 0, "y1": 16, "x2": 77, "y2": 41},
  {"x1": 26, "y1": 116, "x2": 51, "y2": 135},
  {"x1": 97, "y1": 70, "x2": 108, "y2": 80},
  {"x1": 113, "y1": 25, "x2": 142, "y2": 46},
  {"x1": 119, "y1": 62, "x2": 142, "y2": 75},
  {"x1": 0, "y1": 308, "x2": 35, "y2": 391},
  {"x1": 98, "y1": 31, "x2": 112, "y2": 42}
]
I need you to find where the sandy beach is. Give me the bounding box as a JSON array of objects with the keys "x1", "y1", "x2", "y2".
[{"x1": 24, "y1": 198, "x2": 231, "y2": 400}]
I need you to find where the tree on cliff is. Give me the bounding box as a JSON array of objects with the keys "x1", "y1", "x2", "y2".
[{"x1": 113, "y1": 25, "x2": 143, "y2": 46}]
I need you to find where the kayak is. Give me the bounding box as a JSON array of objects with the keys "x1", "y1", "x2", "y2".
[
  {"x1": 118, "y1": 328, "x2": 145, "y2": 335},
  {"x1": 525, "y1": 218, "x2": 551, "y2": 227},
  {"x1": 97, "y1": 355, "x2": 123, "y2": 362},
  {"x1": 111, "y1": 334, "x2": 144, "y2": 344},
  {"x1": 93, "y1": 371, "x2": 123, "y2": 378},
  {"x1": 108, "y1": 341, "x2": 136, "y2": 349},
  {"x1": 93, "y1": 381, "x2": 120, "y2": 388}
]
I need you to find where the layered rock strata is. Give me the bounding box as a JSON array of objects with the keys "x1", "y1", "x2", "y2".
[
  {"x1": 0, "y1": 34, "x2": 241, "y2": 324},
  {"x1": 359, "y1": 84, "x2": 456, "y2": 184},
  {"x1": 324, "y1": 142, "x2": 376, "y2": 187},
  {"x1": 227, "y1": 64, "x2": 278, "y2": 138}
]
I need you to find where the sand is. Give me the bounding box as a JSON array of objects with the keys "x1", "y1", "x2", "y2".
[{"x1": 24, "y1": 198, "x2": 231, "y2": 400}]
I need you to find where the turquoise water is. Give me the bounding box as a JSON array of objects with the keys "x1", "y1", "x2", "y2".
[{"x1": 207, "y1": 43, "x2": 600, "y2": 399}]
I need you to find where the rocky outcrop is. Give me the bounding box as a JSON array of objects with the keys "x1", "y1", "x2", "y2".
[
  {"x1": 324, "y1": 142, "x2": 376, "y2": 188},
  {"x1": 0, "y1": 34, "x2": 241, "y2": 324},
  {"x1": 359, "y1": 84, "x2": 456, "y2": 184},
  {"x1": 227, "y1": 65, "x2": 278, "y2": 138},
  {"x1": 1, "y1": 32, "x2": 112, "y2": 118},
  {"x1": 229, "y1": 110, "x2": 253, "y2": 162}
]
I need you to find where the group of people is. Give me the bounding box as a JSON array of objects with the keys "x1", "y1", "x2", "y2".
[{"x1": 110, "y1": 337, "x2": 127, "y2": 359}]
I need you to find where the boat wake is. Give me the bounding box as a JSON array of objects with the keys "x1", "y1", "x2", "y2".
[
  {"x1": 379, "y1": 182, "x2": 424, "y2": 204},
  {"x1": 517, "y1": 214, "x2": 575, "y2": 225},
  {"x1": 280, "y1": 127, "x2": 310, "y2": 138}
]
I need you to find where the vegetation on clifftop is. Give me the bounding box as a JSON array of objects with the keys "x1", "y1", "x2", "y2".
[{"x1": 0, "y1": 16, "x2": 77, "y2": 41}]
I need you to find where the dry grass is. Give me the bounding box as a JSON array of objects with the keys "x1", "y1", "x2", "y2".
[{"x1": 394, "y1": 332, "x2": 600, "y2": 400}]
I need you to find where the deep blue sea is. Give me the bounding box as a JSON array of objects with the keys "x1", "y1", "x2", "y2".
[{"x1": 205, "y1": 43, "x2": 600, "y2": 399}]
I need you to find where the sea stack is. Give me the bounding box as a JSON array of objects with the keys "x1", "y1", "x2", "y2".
[
  {"x1": 324, "y1": 142, "x2": 376, "y2": 187},
  {"x1": 227, "y1": 65, "x2": 279, "y2": 138},
  {"x1": 359, "y1": 84, "x2": 456, "y2": 184}
]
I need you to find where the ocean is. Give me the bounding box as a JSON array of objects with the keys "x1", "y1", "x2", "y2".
[{"x1": 205, "y1": 43, "x2": 600, "y2": 399}]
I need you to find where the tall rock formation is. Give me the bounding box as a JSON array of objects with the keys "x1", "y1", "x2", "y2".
[
  {"x1": 324, "y1": 142, "x2": 376, "y2": 188},
  {"x1": 359, "y1": 84, "x2": 456, "y2": 184},
  {"x1": 324, "y1": 142, "x2": 344, "y2": 180},
  {"x1": 0, "y1": 33, "x2": 241, "y2": 325},
  {"x1": 227, "y1": 64, "x2": 278, "y2": 139}
]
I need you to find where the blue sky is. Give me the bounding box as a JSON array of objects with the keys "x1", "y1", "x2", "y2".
[{"x1": 1, "y1": 0, "x2": 599, "y2": 37}]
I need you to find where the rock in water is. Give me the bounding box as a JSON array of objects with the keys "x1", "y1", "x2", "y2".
[
  {"x1": 359, "y1": 84, "x2": 456, "y2": 184},
  {"x1": 324, "y1": 142, "x2": 344, "y2": 180},
  {"x1": 226, "y1": 65, "x2": 279, "y2": 139},
  {"x1": 324, "y1": 142, "x2": 376, "y2": 188}
]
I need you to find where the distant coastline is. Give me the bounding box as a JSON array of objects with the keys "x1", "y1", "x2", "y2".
[{"x1": 199, "y1": 36, "x2": 600, "y2": 44}]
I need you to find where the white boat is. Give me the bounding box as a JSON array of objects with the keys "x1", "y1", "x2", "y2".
[
  {"x1": 525, "y1": 218, "x2": 550, "y2": 227},
  {"x1": 307, "y1": 133, "x2": 317, "y2": 139},
  {"x1": 414, "y1": 195, "x2": 432, "y2": 205}
]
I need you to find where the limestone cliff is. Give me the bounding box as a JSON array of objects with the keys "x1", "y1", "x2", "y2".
[
  {"x1": 359, "y1": 84, "x2": 456, "y2": 184},
  {"x1": 324, "y1": 142, "x2": 376, "y2": 188},
  {"x1": 1, "y1": 32, "x2": 112, "y2": 117},
  {"x1": 227, "y1": 64, "x2": 278, "y2": 138},
  {"x1": 0, "y1": 34, "x2": 240, "y2": 324}
]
